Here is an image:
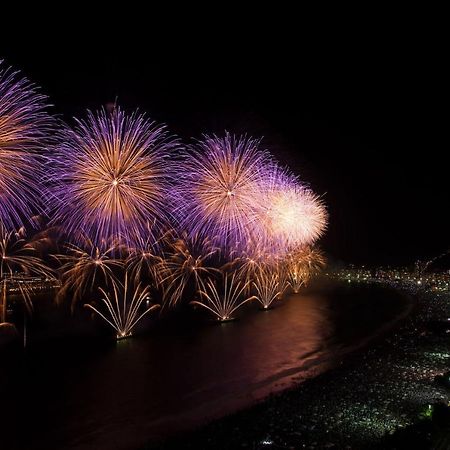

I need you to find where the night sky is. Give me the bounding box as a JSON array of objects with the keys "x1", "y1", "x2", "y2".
[{"x1": 1, "y1": 34, "x2": 446, "y2": 266}]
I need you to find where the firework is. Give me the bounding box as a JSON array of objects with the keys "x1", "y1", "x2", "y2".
[
  {"x1": 261, "y1": 164, "x2": 327, "y2": 254},
  {"x1": 126, "y1": 239, "x2": 163, "y2": 287},
  {"x1": 54, "y1": 237, "x2": 122, "y2": 309},
  {"x1": 175, "y1": 133, "x2": 272, "y2": 256},
  {"x1": 285, "y1": 246, "x2": 326, "y2": 293},
  {"x1": 191, "y1": 272, "x2": 256, "y2": 321},
  {"x1": 159, "y1": 233, "x2": 219, "y2": 307},
  {"x1": 176, "y1": 134, "x2": 326, "y2": 259},
  {"x1": 0, "y1": 61, "x2": 52, "y2": 229},
  {"x1": 84, "y1": 273, "x2": 160, "y2": 339},
  {"x1": 124, "y1": 224, "x2": 174, "y2": 288},
  {"x1": 234, "y1": 254, "x2": 261, "y2": 292},
  {"x1": 253, "y1": 266, "x2": 285, "y2": 310},
  {"x1": 0, "y1": 224, "x2": 53, "y2": 322},
  {"x1": 46, "y1": 108, "x2": 177, "y2": 247}
]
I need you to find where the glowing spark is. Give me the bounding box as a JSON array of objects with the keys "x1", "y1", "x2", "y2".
[
  {"x1": 84, "y1": 272, "x2": 160, "y2": 339},
  {"x1": 284, "y1": 246, "x2": 326, "y2": 293},
  {"x1": 253, "y1": 265, "x2": 286, "y2": 310},
  {"x1": 54, "y1": 236, "x2": 122, "y2": 310},
  {"x1": 261, "y1": 165, "x2": 328, "y2": 253},
  {"x1": 159, "y1": 233, "x2": 219, "y2": 307},
  {"x1": 46, "y1": 107, "x2": 177, "y2": 247},
  {"x1": 175, "y1": 134, "x2": 327, "y2": 259},
  {"x1": 0, "y1": 61, "x2": 52, "y2": 229},
  {"x1": 175, "y1": 133, "x2": 272, "y2": 256},
  {"x1": 191, "y1": 272, "x2": 256, "y2": 321}
]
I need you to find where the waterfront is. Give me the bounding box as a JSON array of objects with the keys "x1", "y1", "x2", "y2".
[
  {"x1": 150, "y1": 280, "x2": 450, "y2": 449},
  {"x1": 0, "y1": 281, "x2": 410, "y2": 450}
]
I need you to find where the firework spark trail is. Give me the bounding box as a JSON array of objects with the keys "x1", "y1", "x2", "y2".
[
  {"x1": 84, "y1": 273, "x2": 160, "y2": 339},
  {"x1": 175, "y1": 133, "x2": 273, "y2": 257},
  {"x1": 253, "y1": 266, "x2": 286, "y2": 309},
  {"x1": 0, "y1": 58, "x2": 330, "y2": 332},
  {"x1": 124, "y1": 224, "x2": 175, "y2": 288},
  {"x1": 230, "y1": 244, "x2": 269, "y2": 295},
  {"x1": 191, "y1": 272, "x2": 256, "y2": 321},
  {"x1": 0, "y1": 224, "x2": 53, "y2": 321},
  {"x1": 54, "y1": 237, "x2": 122, "y2": 309},
  {"x1": 285, "y1": 246, "x2": 326, "y2": 293},
  {"x1": 46, "y1": 108, "x2": 177, "y2": 247},
  {"x1": 126, "y1": 241, "x2": 163, "y2": 288},
  {"x1": 0, "y1": 61, "x2": 52, "y2": 229},
  {"x1": 158, "y1": 233, "x2": 220, "y2": 307},
  {"x1": 234, "y1": 254, "x2": 261, "y2": 293}
]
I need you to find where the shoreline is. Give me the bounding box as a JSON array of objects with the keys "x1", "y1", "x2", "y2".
[
  {"x1": 147, "y1": 283, "x2": 449, "y2": 449},
  {"x1": 0, "y1": 282, "x2": 416, "y2": 450},
  {"x1": 144, "y1": 285, "x2": 414, "y2": 442}
]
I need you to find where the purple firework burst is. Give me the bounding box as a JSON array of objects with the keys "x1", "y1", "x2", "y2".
[
  {"x1": 46, "y1": 107, "x2": 178, "y2": 248},
  {"x1": 0, "y1": 61, "x2": 53, "y2": 229},
  {"x1": 175, "y1": 133, "x2": 327, "y2": 259},
  {"x1": 174, "y1": 133, "x2": 273, "y2": 257}
]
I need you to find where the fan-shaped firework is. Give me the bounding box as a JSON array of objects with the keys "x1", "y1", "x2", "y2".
[
  {"x1": 46, "y1": 108, "x2": 177, "y2": 247},
  {"x1": 85, "y1": 273, "x2": 160, "y2": 340},
  {"x1": 175, "y1": 133, "x2": 272, "y2": 256},
  {"x1": 0, "y1": 61, "x2": 52, "y2": 229},
  {"x1": 191, "y1": 273, "x2": 256, "y2": 321},
  {"x1": 253, "y1": 266, "x2": 286, "y2": 310}
]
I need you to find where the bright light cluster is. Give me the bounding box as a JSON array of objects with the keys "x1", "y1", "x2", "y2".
[
  {"x1": 0, "y1": 60, "x2": 328, "y2": 335},
  {"x1": 175, "y1": 133, "x2": 327, "y2": 259},
  {"x1": 46, "y1": 108, "x2": 177, "y2": 247},
  {"x1": 0, "y1": 61, "x2": 52, "y2": 229}
]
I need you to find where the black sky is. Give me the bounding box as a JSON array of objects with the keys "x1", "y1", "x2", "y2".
[{"x1": 1, "y1": 31, "x2": 446, "y2": 267}]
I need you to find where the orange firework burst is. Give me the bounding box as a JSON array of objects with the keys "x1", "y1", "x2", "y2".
[
  {"x1": 284, "y1": 246, "x2": 326, "y2": 293},
  {"x1": 47, "y1": 108, "x2": 177, "y2": 247},
  {"x1": 0, "y1": 61, "x2": 52, "y2": 228},
  {"x1": 54, "y1": 237, "x2": 122, "y2": 309},
  {"x1": 159, "y1": 233, "x2": 220, "y2": 307},
  {"x1": 253, "y1": 265, "x2": 286, "y2": 310},
  {"x1": 175, "y1": 133, "x2": 272, "y2": 255}
]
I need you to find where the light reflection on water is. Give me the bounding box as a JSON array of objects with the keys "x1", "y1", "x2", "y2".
[{"x1": 0, "y1": 282, "x2": 410, "y2": 450}]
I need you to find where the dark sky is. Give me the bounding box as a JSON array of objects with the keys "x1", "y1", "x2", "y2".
[{"x1": 1, "y1": 33, "x2": 446, "y2": 267}]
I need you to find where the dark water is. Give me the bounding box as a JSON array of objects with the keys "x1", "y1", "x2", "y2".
[{"x1": 0, "y1": 282, "x2": 411, "y2": 450}]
